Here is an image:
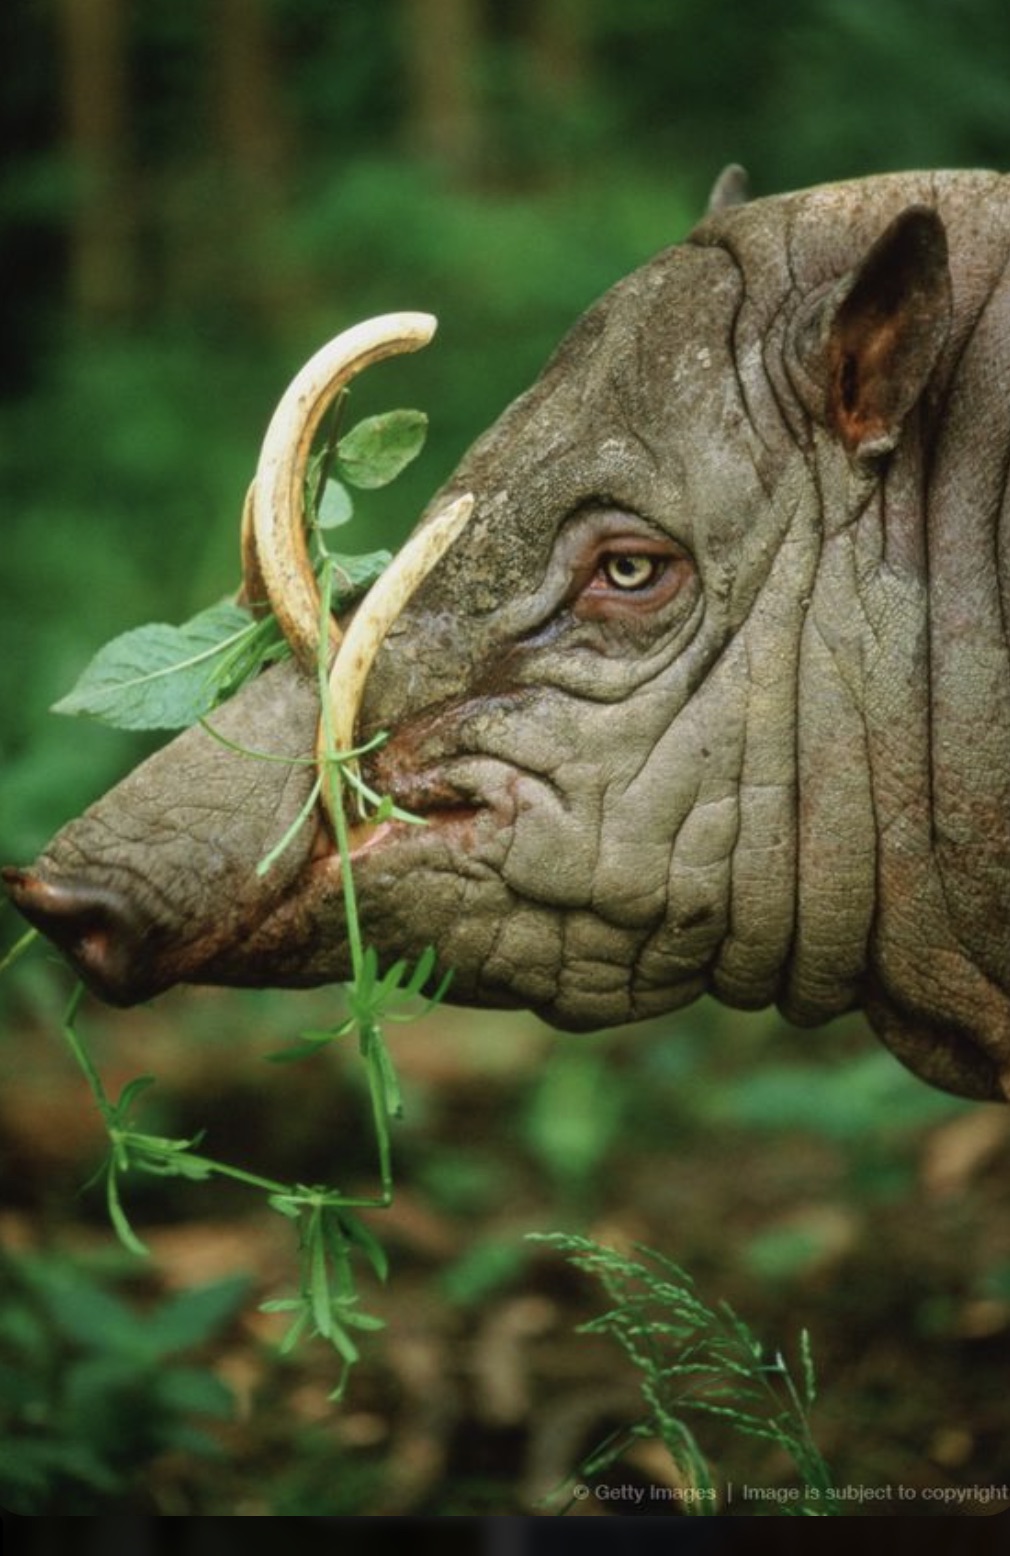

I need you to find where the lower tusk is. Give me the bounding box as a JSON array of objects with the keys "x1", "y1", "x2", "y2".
[{"x1": 317, "y1": 492, "x2": 475, "y2": 815}]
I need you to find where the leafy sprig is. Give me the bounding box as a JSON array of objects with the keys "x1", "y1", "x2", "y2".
[
  {"x1": 51, "y1": 407, "x2": 428, "y2": 732},
  {"x1": 60, "y1": 979, "x2": 398, "y2": 1398},
  {"x1": 51, "y1": 602, "x2": 288, "y2": 732},
  {"x1": 30, "y1": 399, "x2": 450, "y2": 1397}
]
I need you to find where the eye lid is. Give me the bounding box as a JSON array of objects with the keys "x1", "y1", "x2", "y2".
[
  {"x1": 564, "y1": 504, "x2": 671, "y2": 548},
  {"x1": 572, "y1": 533, "x2": 695, "y2": 619},
  {"x1": 570, "y1": 515, "x2": 687, "y2": 574},
  {"x1": 540, "y1": 505, "x2": 697, "y2": 626}
]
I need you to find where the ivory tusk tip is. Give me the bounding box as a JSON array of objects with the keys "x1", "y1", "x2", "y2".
[
  {"x1": 431, "y1": 491, "x2": 475, "y2": 535},
  {"x1": 375, "y1": 310, "x2": 438, "y2": 347}
]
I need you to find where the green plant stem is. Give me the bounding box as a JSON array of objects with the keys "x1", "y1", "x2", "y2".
[
  {"x1": 316, "y1": 560, "x2": 366, "y2": 980},
  {"x1": 314, "y1": 561, "x2": 398, "y2": 1205},
  {"x1": 0, "y1": 926, "x2": 40, "y2": 977},
  {"x1": 311, "y1": 392, "x2": 349, "y2": 515},
  {"x1": 62, "y1": 985, "x2": 393, "y2": 1214},
  {"x1": 61, "y1": 983, "x2": 115, "y2": 1125},
  {"x1": 129, "y1": 1145, "x2": 289, "y2": 1198},
  {"x1": 257, "y1": 776, "x2": 324, "y2": 878},
  {"x1": 362, "y1": 1024, "x2": 394, "y2": 1204}
]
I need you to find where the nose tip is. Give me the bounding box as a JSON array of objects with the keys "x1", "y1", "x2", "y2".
[{"x1": 2, "y1": 866, "x2": 152, "y2": 1006}]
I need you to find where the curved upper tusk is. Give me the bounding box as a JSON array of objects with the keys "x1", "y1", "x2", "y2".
[
  {"x1": 237, "y1": 481, "x2": 267, "y2": 613},
  {"x1": 251, "y1": 311, "x2": 438, "y2": 672}
]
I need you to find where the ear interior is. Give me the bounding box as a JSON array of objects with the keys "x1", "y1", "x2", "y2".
[{"x1": 802, "y1": 207, "x2": 952, "y2": 460}]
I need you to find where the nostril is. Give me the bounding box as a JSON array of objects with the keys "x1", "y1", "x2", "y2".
[
  {"x1": 2, "y1": 866, "x2": 151, "y2": 1006},
  {"x1": 5, "y1": 867, "x2": 119, "y2": 943}
]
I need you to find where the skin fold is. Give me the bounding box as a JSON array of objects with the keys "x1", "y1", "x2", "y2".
[{"x1": 7, "y1": 170, "x2": 1010, "y2": 1102}]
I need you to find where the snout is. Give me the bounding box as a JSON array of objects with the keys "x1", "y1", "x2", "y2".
[{"x1": 2, "y1": 866, "x2": 161, "y2": 1006}]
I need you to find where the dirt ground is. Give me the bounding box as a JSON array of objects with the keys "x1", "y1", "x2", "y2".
[{"x1": 2, "y1": 962, "x2": 1009, "y2": 1518}]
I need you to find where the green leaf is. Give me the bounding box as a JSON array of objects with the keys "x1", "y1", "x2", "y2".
[
  {"x1": 339, "y1": 1307, "x2": 385, "y2": 1333},
  {"x1": 309, "y1": 1230, "x2": 334, "y2": 1338},
  {"x1": 295, "y1": 1017, "x2": 356, "y2": 1046},
  {"x1": 113, "y1": 1074, "x2": 157, "y2": 1116},
  {"x1": 124, "y1": 1128, "x2": 212, "y2": 1178},
  {"x1": 267, "y1": 1193, "x2": 303, "y2": 1221},
  {"x1": 403, "y1": 945, "x2": 437, "y2": 999},
  {"x1": 327, "y1": 549, "x2": 393, "y2": 608},
  {"x1": 266, "y1": 1032, "x2": 340, "y2": 1064},
  {"x1": 52, "y1": 601, "x2": 284, "y2": 731},
  {"x1": 0, "y1": 1436, "x2": 125, "y2": 1497},
  {"x1": 375, "y1": 957, "x2": 409, "y2": 1003},
  {"x1": 106, "y1": 1167, "x2": 148, "y2": 1257},
  {"x1": 343, "y1": 1214, "x2": 390, "y2": 1283},
  {"x1": 336, "y1": 409, "x2": 428, "y2": 489},
  {"x1": 147, "y1": 1146, "x2": 216, "y2": 1182},
  {"x1": 277, "y1": 1308, "x2": 311, "y2": 1355},
  {"x1": 329, "y1": 1322, "x2": 360, "y2": 1365},
  {"x1": 28, "y1": 1260, "x2": 139, "y2": 1348},
  {"x1": 154, "y1": 1364, "x2": 236, "y2": 1418},
  {"x1": 316, "y1": 477, "x2": 354, "y2": 529},
  {"x1": 374, "y1": 1035, "x2": 403, "y2": 1119},
  {"x1": 142, "y1": 1276, "x2": 251, "y2": 1355},
  {"x1": 327, "y1": 1363, "x2": 352, "y2": 1403}
]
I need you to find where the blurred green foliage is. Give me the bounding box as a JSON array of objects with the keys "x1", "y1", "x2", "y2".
[
  {"x1": 6, "y1": 0, "x2": 1010, "y2": 872},
  {"x1": 0, "y1": 1248, "x2": 246, "y2": 1513}
]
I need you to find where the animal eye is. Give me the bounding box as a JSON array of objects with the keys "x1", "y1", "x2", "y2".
[
  {"x1": 565, "y1": 519, "x2": 694, "y2": 623},
  {"x1": 601, "y1": 553, "x2": 662, "y2": 591}
]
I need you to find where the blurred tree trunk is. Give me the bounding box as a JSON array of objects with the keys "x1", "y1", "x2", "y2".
[
  {"x1": 401, "y1": 0, "x2": 482, "y2": 178},
  {"x1": 210, "y1": 0, "x2": 298, "y2": 323},
  {"x1": 213, "y1": 0, "x2": 289, "y2": 197},
  {"x1": 57, "y1": 0, "x2": 136, "y2": 323},
  {"x1": 527, "y1": 0, "x2": 591, "y2": 110}
]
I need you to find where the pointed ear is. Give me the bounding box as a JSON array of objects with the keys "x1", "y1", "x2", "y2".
[
  {"x1": 707, "y1": 164, "x2": 750, "y2": 214},
  {"x1": 793, "y1": 207, "x2": 952, "y2": 461}
]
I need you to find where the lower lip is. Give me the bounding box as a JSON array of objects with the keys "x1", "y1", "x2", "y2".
[
  {"x1": 355, "y1": 805, "x2": 484, "y2": 840},
  {"x1": 347, "y1": 818, "x2": 395, "y2": 855},
  {"x1": 311, "y1": 805, "x2": 485, "y2": 873},
  {"x1": 310, "y1": 818, "x2": 395, "y2": 866}
]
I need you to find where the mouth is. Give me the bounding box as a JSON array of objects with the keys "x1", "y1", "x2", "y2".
[
  {"x1": 315, "y1": 759, "x2": 489, "y2": 862},
  {"x1": 325, "y1": 782, "x2": 490, "y2": 883},
  {"x1": 360, "y1": 748, "x2": 496, "y2": 830}
]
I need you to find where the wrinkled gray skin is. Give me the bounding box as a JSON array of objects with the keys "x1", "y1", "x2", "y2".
[{"x1": 8, "y1": 170, "x2": 1010, "y2": 1103}]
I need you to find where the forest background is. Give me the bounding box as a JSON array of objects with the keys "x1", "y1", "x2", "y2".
[
  {"x1": 3, "y1": 0, "x2": 1010, "y2": 1518},
  {"x1": 6, "y1": 0, "x2": 1010, "y2": 853}
]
